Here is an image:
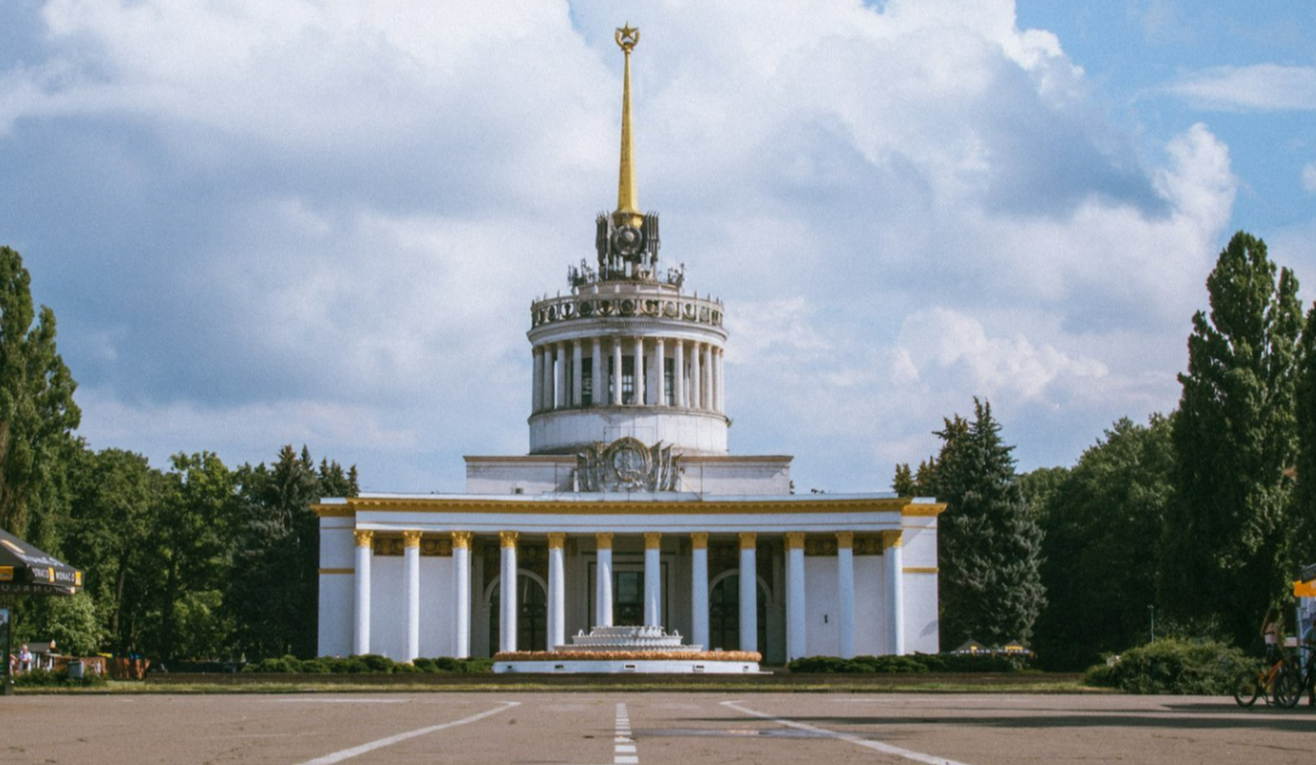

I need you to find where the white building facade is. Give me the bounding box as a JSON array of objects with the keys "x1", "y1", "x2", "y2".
[{"x1": 315, "y1": 26, "x2": 943, "y2": 664}]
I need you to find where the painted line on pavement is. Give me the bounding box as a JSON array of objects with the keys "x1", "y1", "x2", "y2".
[
  {"x1": 293, "y1": 700, "x2": 520, "y2": 765},
  {"x1": 721, "y1": 700, "x2": 977, "y2": 765},
  {"x1": 615, "y1": 702, "x2": 638, "y2": 764}
]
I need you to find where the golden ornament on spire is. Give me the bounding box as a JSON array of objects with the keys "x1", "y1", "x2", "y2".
[{"x1": 614, "y1": 23, "x2": 643, "y2": 227}]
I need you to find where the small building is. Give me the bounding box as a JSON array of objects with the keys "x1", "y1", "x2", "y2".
[{"x1": 314, "y1": 26, "x2": 943, "y2": 664}]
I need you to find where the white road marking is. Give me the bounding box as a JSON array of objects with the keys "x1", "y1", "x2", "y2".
[
  {"x1": 266, "y1": 698, "x2": 406, "y2": 704},
  {"x1": 292, "y1": 701, "x2": 520, "y2": 765},
  {"x1": 721, "y1": 700, "x2": 978, "y2": 765},
  {"x1": 615, "y1": 702, "x2": 638, "y2": 765}
]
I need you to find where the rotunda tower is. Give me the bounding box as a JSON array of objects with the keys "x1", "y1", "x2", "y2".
[{"x1": 527, "y1": 25, "x2": 729, "y2": 457}]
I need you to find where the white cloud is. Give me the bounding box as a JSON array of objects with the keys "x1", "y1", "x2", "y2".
[
  {"x1": 1166, "y1": 64, "x2": 1316, "y2": 112},
  {"x1": 1304, "y1": 163, "x2": 1316, "y2": 194}
]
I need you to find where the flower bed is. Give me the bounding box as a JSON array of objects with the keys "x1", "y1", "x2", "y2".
[{"x1": 495, "y1": 650, "x2": 761, "y2": 662}]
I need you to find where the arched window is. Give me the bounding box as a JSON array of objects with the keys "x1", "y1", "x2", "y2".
[
  {"x1": 488, "y1": 573, "x2": 548, "y2": 655},
  {"x1": 708, "y1": 573, "x2": 767, "y2": 652}
]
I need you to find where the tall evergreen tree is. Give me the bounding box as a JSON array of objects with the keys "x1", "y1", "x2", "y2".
[
  {"x1": 0, "y1": 246, "x2": 81, "y2": 541},
  {"x1": 1291, "y1": 303, "x2": 1316, "y2": 570},
  {"x1": 932, "y1": 399, "x2": 1045, "y2": 647},
  {"x1": 1160, "y1": 231, "x2": 1304, "y2": 646}
]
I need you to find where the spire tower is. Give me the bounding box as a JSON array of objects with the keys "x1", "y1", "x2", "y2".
[{"x1": 615, "y1": 24, "x2": 642, "y2": 227}]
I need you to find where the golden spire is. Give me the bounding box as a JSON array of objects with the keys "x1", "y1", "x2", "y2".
[{"x1": 614, "y1": 24, "x2": 643, "y2": 227}]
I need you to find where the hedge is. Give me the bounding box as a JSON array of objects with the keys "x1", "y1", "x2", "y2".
[
  {"x1": 1081, "y1": 638, "x2": 1251, "y2": 694},
  {"x1": 788, "y1": 653, "x2": 1027, "y2": 674},
  {"x1": 242, "y1": 654, "x2": 493, "y2": 675}
]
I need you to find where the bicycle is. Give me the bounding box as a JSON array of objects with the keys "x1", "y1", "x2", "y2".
[
  {"x1": 1233, "y1": 652, "x2": 1302, "y2": 707},
  {"x1": 1272, "y1": 642, "x2": 1316, "y2": 709}
]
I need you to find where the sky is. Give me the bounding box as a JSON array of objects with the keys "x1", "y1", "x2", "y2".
[{"x1": 1, "y1": 0, "x2": 1313, "y2": 494}]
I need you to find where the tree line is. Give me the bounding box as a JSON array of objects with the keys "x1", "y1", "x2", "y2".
[
  {"x1": 0, "y1": 245, "x2": 358, "y2": 661},
  {"x1": 896, "y1": 232, "x2": 1316, "y2": 669}
]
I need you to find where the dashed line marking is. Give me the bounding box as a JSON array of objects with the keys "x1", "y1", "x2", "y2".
[
  {"x1": 614, "y1": 702, "x2": 638, "y2": 764},
  {"x1": 721, "y1": 700, "x2": 977, "y2": 765},
  {"x1": 292, "y1": 701, "x2": 520, "y2": 765}
]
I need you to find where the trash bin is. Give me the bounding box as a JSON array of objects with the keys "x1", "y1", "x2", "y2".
[{"x1": 67, "y1": 660, "x2": 84, "y2": 680}]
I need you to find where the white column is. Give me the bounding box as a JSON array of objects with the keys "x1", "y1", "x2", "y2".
[
  {"x1": 548, "y1": 533, "x2": 566, "y2": 650},
  {"x1": 591, "y1": 338, "x2": 603, "y2": 407},
  {"x1": 673, "y1": 340, "x2": 686, "y2": 407},
  {"x1": 543, "y1": 345, "x2": 556, "y2": 410},
  {"x1": 353, "y1": 530, "x2": 373, "y2": 655},
  {"x1": 691, "y1": 533, "x2": 709, "y2": 649},
  {"x1": 571, "y1": 341, "x2": 582, "y2": 408},
  {"x1": 403, "y1": 531, "x2": 422, "y2": 662},
  {"x1": 644, "y1": 532, "x2": 662, "y2": 627},
  {"x1": 885, "y1": 530, "x2": 905, "y2": 656},
  {"x1": 710, "y1": 345, "x2": 720, "y2": 413},
  {"x1": 716, "y1": 347, "x2": 725, "y2": 412},
  {"x1": 653, "y1": 337, "x2": 666, "y2": 406},
  {"x1": 452, "y1": 532, "x2": 471, "y2": 659},
  {"x1": 611, "y1": 340, "x2": 623, "y2": 406},
  {"x1": 596, "y1": 533, "x2": 614, "y2": 627},
  {"x1": 634, "y1": 337, "x2": 645, "y2": 406},
  {"x1": 532, "y1": 347, "x2": 544, "y2": 413},
  {"x1": 702, "y1": 344, "x2": 713, "y2": 412},
  {"x1": 557, "y1": 341, "x2": 568, "y2": 408},
  {"x1": 837, "y1": 531, "x2": 855, "y2": 659},
  {"x1": 690, "y1": 343, "x2": 702, "y2": 409},
  {"x1": 786, "y1": 532, "x2": 807, "y2": 661},
  {"x1": 739, "y1": 532, "x2": 758, "y2": 653},
  {"x1": 499, "y1": 531, "x2": 518, "y2": 654}
]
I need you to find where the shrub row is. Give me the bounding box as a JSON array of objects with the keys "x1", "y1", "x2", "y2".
[
  {"x1": 242, "y1": 654, "x2": 493, "y2": 675},
  {"x1": 11, "y1": 668, "x2": 109, "y2": 688},
  {"x1": 1082, "y1": 638, "x2": 1250, "y2": 695},
  {"x1": 788, "y1": 653, "x2": 1027, "y2": 674}
]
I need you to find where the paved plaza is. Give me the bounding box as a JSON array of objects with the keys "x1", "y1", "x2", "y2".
[{"x1": 2, "y1": 692, "x2": 1314, "y2": 765}]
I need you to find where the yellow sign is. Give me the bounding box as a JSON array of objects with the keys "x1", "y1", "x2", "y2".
[
  {"x1": 0, "y1": 566, "x2": 12, "y2": 582},
  {"x1": 1294, "y1": 579, "x2": 1316, "y2": 598}
]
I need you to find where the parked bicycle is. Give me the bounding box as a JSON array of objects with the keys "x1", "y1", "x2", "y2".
[
  {"x1": 1270, "y1": 641, "x2": 1316, "y2": 709},
  {"x1": 1233, "y1": 653, "x2": 1302, "y2": 707}
]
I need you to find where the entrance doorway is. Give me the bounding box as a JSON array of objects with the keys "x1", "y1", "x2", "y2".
[
  {"x1": 708, "y1": 573, "x2": 767, "y2": 652},
  {"x1": 488, "y1": 573, "x2": 547, "y2": 655}
]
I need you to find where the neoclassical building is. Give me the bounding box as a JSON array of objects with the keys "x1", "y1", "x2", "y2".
[{"x1": 315, "y1": 27, "x2": 943, "y2": 664}]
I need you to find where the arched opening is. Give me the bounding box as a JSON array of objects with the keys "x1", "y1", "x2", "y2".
[
  {"x1": 487, "y1": 573, "x2": 548, "y2": 655},
  {"x1": 708, "y1": 572, "x2": 768, "y2": 652}
]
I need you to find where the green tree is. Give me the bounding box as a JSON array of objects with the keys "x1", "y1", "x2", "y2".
[
  {"x1": 0, "y1": 246, "x2": 81, "y2": 542},
  {"x1": 892, "y1": 457, "x2": 937, "y2": 496},
  {"x1": 932, "y1": 399, "x2": 1046, "y2": 647},
  {"x1": 228, "y1": 446, "x2": 358, "y2": 659},
  {"x1": 1160, "y1": 232, "x2": 1304, "y2": 646},
  {"x1": 1032, "y1": 415, "x2": 1174, "y2": 669},
  {"x1": 1292, "y1": 303, "x2": 1316, "y2": 570}
]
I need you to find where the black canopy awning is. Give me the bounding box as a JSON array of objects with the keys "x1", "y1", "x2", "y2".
[{"x1": 0, "y1": 527, "x2": 82, "y2": 597}]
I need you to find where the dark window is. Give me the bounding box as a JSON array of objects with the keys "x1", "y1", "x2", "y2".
[
  {"x1": 582, "y1": 357, "x2": 593, "y2": 405},
  {"x1": 664, "y1": 358, "x2": 675, "y2": 406},
  {"x1": 622, "y1": 356, "x2": 635, "y2": 404}
]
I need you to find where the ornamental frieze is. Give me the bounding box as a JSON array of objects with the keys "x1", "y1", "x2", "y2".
[{"x1": 531, "y1": 294, "x2": 723, "y2": 329}]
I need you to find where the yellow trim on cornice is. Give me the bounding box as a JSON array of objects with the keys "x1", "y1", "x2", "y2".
[
  {"x1": 739, "y1": 532, "x2": 757, "y2": 550},
  {"x1": 334, "y1": 496, "x2": 910, "y2": 516},
  {"x1": 451, "y1": 531, "x2": 473, "y2": 550},
  {"x1": 499, "y1": 530, "x2": 519, "y2": 549},
  {"x1": 902, "y1": 503, "x2": 947, "y2": 516},
  {"x1": 353, "y1": 530, "x2": 374, "y2": 547},
  {"x1": 314, "y1": 505, "x2": 355, "y2": 518},
  {"x1": 319, "y1": 568, "x2": 354, "y2": 575},
  {"x1": 690, "y1": 532, "x2": 708, "y2": 550},
  {"x1": 644, "y1": 532, "x2": 662, "y2": 550},
  {"x1": 785, "y1": 532, "x2": 805, "y2": 551},
  {"x1": 903, "y1": 567, "x2": 939, "y2": 574}
]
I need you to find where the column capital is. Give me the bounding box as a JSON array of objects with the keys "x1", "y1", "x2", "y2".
[
  {"x1": 836, "y1": 531, "x2": 854, "y2": 549},
  {"x1": 354, "y1": 530, "x2": 374, "y2": 547},
  {"x1": 451, "y1": 531, "x2": 473, "y2": 549},
  {"x1": 690, "y1": 531, "x2": 708, "y2": 550},
  {"x1": 785, "y1": 532, "x2": 806, "y2": 550},
  {"x1": 881, "y1": 530, "x2": 903, "y2": 549},
  {"x1": 499, "y1": 530, "x2": 519, "y2": 549},
  {"x1": 596, "y1": 531, "x2": 614, "y2": 550},
  {"x1": 644, "y1": 531, "x2": 662, "y2": 550},
  {"x1": 547, "y1": 532, "x2": 567, "y2": 549},
  {"x1": 739, "y1": 532, "x2": 757, "y2": 550},
  {"x1": 402, "y1": 530, "x2": 423, "y2": 548}
]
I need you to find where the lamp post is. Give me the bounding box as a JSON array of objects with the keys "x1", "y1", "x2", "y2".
[{"x1": 1148, "y1": 604, "x2": 1156, "y2": 644}]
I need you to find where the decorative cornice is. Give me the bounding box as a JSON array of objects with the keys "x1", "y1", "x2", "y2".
[
  {"x1": 337, "y1": 496, "x2": 908, "y2": 516},
  {"x1": 903, "y1": 567, "x2": 939, "y2": 574},
  {"x1": 451, "y1": 531, "x2": 473, "y2": 550},
  {"x1": 499, "y1": 530, "x2": 519, "y2": 549},
  {"x1": 314, "y1": 505, "x2": 355, "y2": 518},
  {"x1": 597, "y1": 532, "x2": 614, "y2": 550},
  {"x1": 690, "y1": 532, "x2": 708, "y2": 550},
  {"x1": 739, "y1": 532, "x2": 757, "y2": 550},
  {"x1": 836, "y1": 531, "x2": 854, "y2": 549},
  {"x1": 402, "y1": 530, "x2": 423, "y2": 549},
  {"x1": 354, "y1": 530, "x2": 374, "y2": 547},
  {"x1": 318, "y1": 568, "x2": 353, "y2": 575},
  {"x1": 902, "y1": 503, "x2": 947, "y2": 517},
  {"x1": 547, "y1": 532, "x2": 567, "y2": 550},
  {"x1": 785, "y1": 532, "x2": 805, "y2": 551},
  {"x1": 644, "y1": 531, "x2": 662, "y2": 550}
]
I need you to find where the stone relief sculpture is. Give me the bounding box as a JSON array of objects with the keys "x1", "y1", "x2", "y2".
[{"x1": 576, "y1": 436, "x2": 681, "y2": 492}]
